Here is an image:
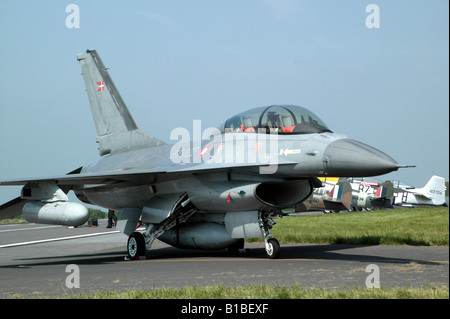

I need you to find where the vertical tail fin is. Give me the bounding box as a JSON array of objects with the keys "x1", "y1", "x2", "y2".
[
  {"x1": 77, "y1": 50, "x2": 165, "y2": 156},
  {"x1": 374, "y1": 185, "x2": 385, "y2": 198},
  {"x1": 336, "y1": 179, "x2": 352, "y2": 210},
  {"x1": 373, "y1": 181, "x2": 394, "y2": 208},
  {"x1": 374, "y1": 181, "x2": 393, "y2": 198},
  {"x1": 417, "y1": 175, "x2": 446, "y2": 205},
  {"x1": 324, "y1": 179, "x2": 352, "y2": 210},
  {"x1": 328, "y1": 184, "x2": 342, "y2": 201}
]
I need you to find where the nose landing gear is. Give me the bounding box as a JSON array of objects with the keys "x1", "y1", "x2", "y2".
[{"x1": 259, "y1": 213, "x2": 281, "y2": 259}]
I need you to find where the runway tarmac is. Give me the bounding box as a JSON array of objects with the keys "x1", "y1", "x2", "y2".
[{"x1": 0, "y1": 220, "x2": 448, "y2": 298}]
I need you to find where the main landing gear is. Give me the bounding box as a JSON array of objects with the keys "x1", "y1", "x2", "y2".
[
  {"x1": 126, "y1": 193, "x2": 197, "y2": 260},
  {"x1": 125, "y1": 199, "x2": 283, "y2": 260},
  {"x1": 259, "y1": 212, "x2": 281, "y2": 259},
  {"x1": 127, "y1": 231, "x2": 146, "y2": 259}
]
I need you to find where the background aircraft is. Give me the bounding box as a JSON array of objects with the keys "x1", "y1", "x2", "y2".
[
  {"x1": 295, "y1": 178, "x2": 352, "y2": 213},
  {"x1": 0, "y1": 50, "x2": 406, "y2": 259},
  {"x1": 392, "y1": 175, "x2": 447, "y2": 207},
  {"x1": 347, "y1": 179, "x2": 394, "y2": 211}
]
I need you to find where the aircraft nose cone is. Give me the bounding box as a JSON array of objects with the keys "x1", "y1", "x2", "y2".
[{"x1": 323, "y1": 139, "x2": 399, "y2": 177}]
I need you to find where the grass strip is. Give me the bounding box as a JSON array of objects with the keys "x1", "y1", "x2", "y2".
[
  {"x1": 50, "y1": 284, "x2": 449, "y2": 299},
  {"x1": 247, "y1": 207, "x2": 449, "y2": 246}
]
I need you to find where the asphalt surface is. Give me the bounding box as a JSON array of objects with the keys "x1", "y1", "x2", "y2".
[{"x1": 0, "y1": 220, "x2": 448, "y2": 298}]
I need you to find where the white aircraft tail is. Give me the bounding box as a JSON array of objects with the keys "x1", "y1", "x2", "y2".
[
  {"x1": 77, "y1": 50, "x2": 166, "y2": 156},
  {"x1": 414, "y1": 175, "x2": 446, "y2": 205}
]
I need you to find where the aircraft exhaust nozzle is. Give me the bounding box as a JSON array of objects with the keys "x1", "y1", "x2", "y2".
[{"x1": 323, "y1": 139, "x2": 399, "y2": 177}]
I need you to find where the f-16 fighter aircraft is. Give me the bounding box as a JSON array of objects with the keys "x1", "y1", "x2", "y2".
[{"x1": 0, "y1": 50, "x2": 408, "y2": 259}]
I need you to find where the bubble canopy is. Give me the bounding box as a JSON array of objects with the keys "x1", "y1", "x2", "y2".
[{"x1": 222, "y1": 105, "x2": 332, "y2": 134}]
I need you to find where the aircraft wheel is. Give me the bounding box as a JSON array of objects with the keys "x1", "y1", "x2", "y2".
[
  {"x1": 265, "y1": 238, "x2": 280, "y2": 259},
  {"x1": 127, "y1": 232, "x2": 146, "y2": 259},
  {"x1": 227, "y1": 239, "x2": 244, "y2": 256}
]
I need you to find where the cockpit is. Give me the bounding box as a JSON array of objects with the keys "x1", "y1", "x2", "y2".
[{"x1": 222, "y1": 105, "x2": 332, "y2": 134}]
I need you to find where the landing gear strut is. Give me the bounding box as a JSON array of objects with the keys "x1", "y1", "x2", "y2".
[
  {"x1": 259, "y1": 212, "x2": 281, "y2": 259},
  {"x1": 125, "y1": 193, "x2": 198, "y2": 260}
]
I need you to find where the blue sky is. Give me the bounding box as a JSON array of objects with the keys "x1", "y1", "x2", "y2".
[{"x1": 0, "y1": 0, "x2": 448, "y2": 204}]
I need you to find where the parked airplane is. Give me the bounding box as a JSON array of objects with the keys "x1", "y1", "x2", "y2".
[
  {"x1": 392, "y1": 175, "x2": 447, "y2": 207},
  {"x1": 295, "y1": 178, "x2": 352, "y2": 213},
  {"x1": 0, "y1": 50, "x2": 408, "y2": 259},
  {"x1": 346, "y1": 178, "x2": 394, "y2": 211}
]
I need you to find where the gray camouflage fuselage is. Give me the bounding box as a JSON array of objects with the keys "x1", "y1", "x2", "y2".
[
  {"x1": 0, "y1": 50, "x2": 408, "y2": 257},
  {"x1": 75, "y1": 131, "x2": 399, "y2": 212}
]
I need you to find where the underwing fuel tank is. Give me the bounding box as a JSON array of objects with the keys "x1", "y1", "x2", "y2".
[
  {"x1": 22, "y1": 201, "x2": 89, "y2": 226},
  {"x1": 158, "y1": 223, "x2": 242, "y2": 250}
]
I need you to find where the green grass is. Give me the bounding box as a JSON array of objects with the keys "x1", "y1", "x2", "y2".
[
  {"x1": 51, "y1": 284, "x2": 449, "y2": 299},
  {"x1": 0, "y1": 216, "x2": 26, "y2": 224},
  {"x1": 247, "y1": 207, "x2": 449, "y2": 246}
]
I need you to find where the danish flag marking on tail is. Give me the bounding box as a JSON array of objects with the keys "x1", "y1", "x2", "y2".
[{"x1": 97, "y1": 81, "x2": 105, "y2": 92}]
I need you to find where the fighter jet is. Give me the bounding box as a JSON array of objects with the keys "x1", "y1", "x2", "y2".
[
  {"x1": 392, "y1": 175, "x2": 447, "y2": 207},
  {"x1": 0, "y1": 50, "x2": 408, "y2": 259}
]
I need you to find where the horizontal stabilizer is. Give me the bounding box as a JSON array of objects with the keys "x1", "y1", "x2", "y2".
[
  {"x1": 405, "y1": 176, "x2": 446, "y2": 204},
  {"x1": 411, "y1": 192, "x2": 432, "y2": 200}
]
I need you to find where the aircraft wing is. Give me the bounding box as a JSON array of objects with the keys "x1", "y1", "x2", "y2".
[
  {"x1": 0, "y1": 170, "x2": 165, "y2": 220},
  {"x1": 0, "y1": 161, "x2": 296, "y2": 187},
  {"x1": 0, "y1": 160, "x2": 296, "y2": 220},
  {"x1": 0, "y1": 170, "x2": 165, "y2": 186},
  {"x1": 0, "y1": 168, "x2": 166, "y2": 220}
]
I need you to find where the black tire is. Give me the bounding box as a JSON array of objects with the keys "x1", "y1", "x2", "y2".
[
  {"x1": 127, "y1": 232, "x2": 146, "y2": 259},
  {"x1": 265, "y1": 238, "x2": 280, "y2": 259},
  {"x1": 227, "y1": 239, "x2": 245, "y2": 256}
]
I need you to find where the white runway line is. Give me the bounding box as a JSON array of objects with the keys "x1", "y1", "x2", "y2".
[
  {"x1": 0, "y1": 230, "x2": 120, "y2": 248},
  {"x1": 0, "y1": 225, "x2": 61, "y2": 233}
]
